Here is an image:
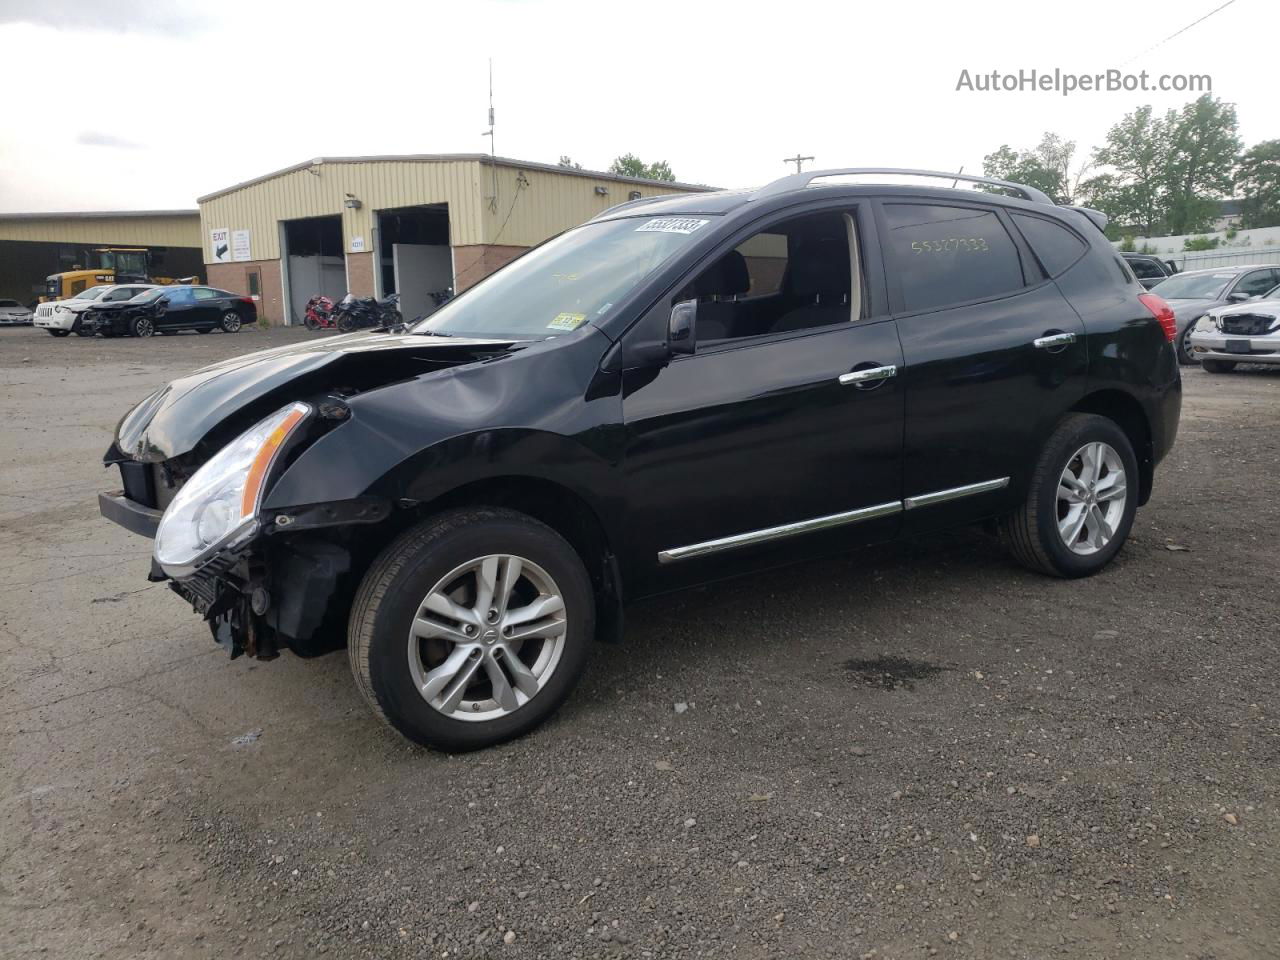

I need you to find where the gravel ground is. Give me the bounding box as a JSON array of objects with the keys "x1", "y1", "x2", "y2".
[{"x1": 2, "y1": 325, "x2": 1277, "y2": 959}]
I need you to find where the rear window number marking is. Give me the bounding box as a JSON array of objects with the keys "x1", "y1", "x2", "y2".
[
  {"x1": 910, "y1": 238, "x2": 989, "y2": 253},
  {"x1": 636, "y1": 218, "x2": 710, "y2": 235}
]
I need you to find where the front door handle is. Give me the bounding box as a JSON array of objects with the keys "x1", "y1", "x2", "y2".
[
  {"x1": 1033, "y1": 331, "x2": 1077, "y2": 350},
  {"x1": 839, "y1": 364, "x2": 897, "y2": 386}
]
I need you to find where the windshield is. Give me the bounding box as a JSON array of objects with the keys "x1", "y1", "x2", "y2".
[
  {"x1": 71, "y1": 286, "x2": 111, "y2": 301},
  {"x1": 411, "y1": 216, "x2": 716, "y2": 339},
  {"x1": 1151, "y1": 272, "x2": 1233, "y2": 300}
]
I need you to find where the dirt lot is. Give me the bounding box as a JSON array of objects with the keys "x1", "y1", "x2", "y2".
[{"x1": 1, "y1": 325, "x2": 1277, "y2": 960}]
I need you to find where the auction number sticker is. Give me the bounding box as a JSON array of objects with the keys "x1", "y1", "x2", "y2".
[
  {"x1": 548, "y1": 312, "x2": 587, "y2": 331},
  {"x1": 636, "y1": 217, "x2": 710, "y2": 235}
]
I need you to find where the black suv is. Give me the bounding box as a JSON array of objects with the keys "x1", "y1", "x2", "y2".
[{"x1": 99, "y1": 168, "x2": 1182, "y2": 750}]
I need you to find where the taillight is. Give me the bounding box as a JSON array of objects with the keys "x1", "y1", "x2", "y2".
[
  {"x1": 1138, "y1": 293, "x2": 1177, "y2": 342},
  {"x1": 239, "y1": 296, "x2": 254, "y2": 305}
]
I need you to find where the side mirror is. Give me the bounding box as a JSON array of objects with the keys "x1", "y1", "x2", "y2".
[
  {"x1": 668, "y1": 299, "x2": 697, "y2": 356},
  {"x1": 1227, "y1": 291, "x2": 1251, "y2": 302}
]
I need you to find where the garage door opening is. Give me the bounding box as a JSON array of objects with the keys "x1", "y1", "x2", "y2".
[
  {"x1": 282, "y1": 215, "x2": 344, "y2": 325},
  {"x1": 377, "y1": 204, "x2": 451, "y2": 322}
]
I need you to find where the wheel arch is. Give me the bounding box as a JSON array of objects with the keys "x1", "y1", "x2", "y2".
[{"x1": 1069, "y1": 389, "x2": 1154, "y2": 505}]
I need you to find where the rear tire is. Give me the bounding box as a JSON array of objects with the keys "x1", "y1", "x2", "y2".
[
  {"x1": 348, "y1": 507, "x2": 594, "y2": 751},
  {"x1": 1201, "y1": 359, "x2": 1237, "y2": 373},
  {"x1": 998, "y1": 413, "x2": 1138, "y2": 578},
  {"x1": 220, "y1": 310, "x2": 242, "y2": 333},
  {"x1": 336, "y1": 312, "x2": 356, "y2": 333}
]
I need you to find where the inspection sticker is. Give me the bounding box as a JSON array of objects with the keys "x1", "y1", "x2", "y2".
[
  {"x1": 636, "y1": 217, "x2": 710, "y2": 235},
  {"x1": 548, "y1": 312, "x2": 587, "y2": 331}
]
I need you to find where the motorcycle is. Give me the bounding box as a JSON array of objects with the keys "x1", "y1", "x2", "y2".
[
  {"x1": 332, "y1": 292, "x2": 402, "y2": 332},
  {"x1": 303, "y1": 294, "x2": 337, "y2": 330}
]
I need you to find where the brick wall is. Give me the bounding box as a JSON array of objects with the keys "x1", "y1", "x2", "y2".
[
  {"x1": 451, "y1": 244, "x2": 529, "y2": 292},
  {"x1": 207, "y1": 259, "x2": 284, "y2": 325}
]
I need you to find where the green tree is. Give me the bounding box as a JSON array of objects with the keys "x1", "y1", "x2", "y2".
[
  {"x1": 982, "y1": 133, "x2": 1083, "y2": 203},
  {"x1": 1091, "y1": 105, "x2": 1167, "y2": 236},
  {"x1": 609, "y1": 153, "x2": 676, "y2": 182},
  {"x1": 1161, "y1": 95, "x2": 1240, "y2": 234},
  {"x1": 557, "y1": 155, "x2": 582, "y2": 169},
  {"x1": 1237, "y1": 139, "x2": 1280, "y2": 229}
]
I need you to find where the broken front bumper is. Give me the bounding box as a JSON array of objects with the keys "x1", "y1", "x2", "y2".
[
  {"x1": 98, "y1": 490, "x2": 162, "y2": 538},
  {"x1": 1189, "y1": 332, "x2": 1280, "y2": 365}
]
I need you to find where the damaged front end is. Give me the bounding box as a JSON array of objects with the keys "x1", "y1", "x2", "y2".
[{"x1": 98, "y1": 330, "x2": 517, "y2": 660}]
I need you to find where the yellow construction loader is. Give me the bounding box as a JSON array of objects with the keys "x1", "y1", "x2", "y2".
[{"x1": 42, "y1": 248, "x2": 199, "y2": 301}]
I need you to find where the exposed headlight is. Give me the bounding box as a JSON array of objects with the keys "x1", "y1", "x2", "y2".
[
  {"x1": 154, "y1": 403, "x2": 311, "y2": 578},
  {"x1": 54, "y1": 304, "x2": 70, "y2": 314}
]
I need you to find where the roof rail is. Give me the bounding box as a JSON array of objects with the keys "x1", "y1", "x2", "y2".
[
  {"x1": 750, "y1": 167, "x2": 1055, "y2": 206},
  {"x1": 590, "y1": 193, "x2": 674, "y2": 221}
]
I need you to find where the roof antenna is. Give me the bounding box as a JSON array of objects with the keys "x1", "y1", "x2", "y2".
[{"x1": 481, "y1": 59, "x2": 498, "y2": 213}]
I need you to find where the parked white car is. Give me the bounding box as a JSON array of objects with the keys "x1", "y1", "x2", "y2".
[
  {"x1": 1188, "y1": 282, "x2": 1280, "y2": 372},
  {"x1": 0, "y1": 298, "x2": 33, "y2": 325},
  {"x1": 33, "y1": 284, "x2": 156, "y2": 337}
]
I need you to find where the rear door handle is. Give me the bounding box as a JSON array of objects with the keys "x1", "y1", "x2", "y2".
[
  {"x1": 839, "y1": 364, "x2": 897, "y2": 386},
  {"x1": 1033, "y1": 332, "x2": 1077, "y2": 349}
]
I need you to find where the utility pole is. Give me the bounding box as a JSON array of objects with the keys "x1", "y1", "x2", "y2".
[
  {"x1": 481, "y1": 59, "x2": 498, "y2": 212},
  {"x1": 784, "y1": 154, "x2": 814, "y2": 173}
]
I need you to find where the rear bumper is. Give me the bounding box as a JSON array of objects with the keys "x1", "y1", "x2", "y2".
[{"x1": 98, "y1": 490, "x2": 161, "y2": 538}]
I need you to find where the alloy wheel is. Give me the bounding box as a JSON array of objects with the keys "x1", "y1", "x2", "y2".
[
  {"x1": 221, "y1": 311, "x2": 241, "y2": 332},
  {"x1": 1056, "y1": 441, "x2": 1128, "y2": 556},
  {"x1": 1180, "y1": 326, "x2": 1197, "y2": 364},
  {"x1": 133, "y1": 317, "x2": 154, "y2": 337},
  {"x1": 407, "y1": 555, "x2": 567, "y2": 722}
]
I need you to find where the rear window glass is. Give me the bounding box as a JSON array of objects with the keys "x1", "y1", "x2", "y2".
[
  {"x1": 1012, "y1": 214, "x2": 1087, "y2": 277},
  {"x1": 883, "y1": 203, "x2": 1025, "y2": 313}
]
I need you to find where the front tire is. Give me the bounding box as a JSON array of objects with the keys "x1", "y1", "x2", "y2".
[
  {"x1": 131, "y1": 316, "x2": 155, "y2": 338},
  {"x1": 1177, "y1": 325, "x2": 1198, "y2": 365},
  {"x1": 348, "y1": 507, "x2": 594, "y2": 751},
  {"x1": 1201, "y1": 359, "x2": 1237, "y2": 374},
  {"x1": 998, "y1": 413, "x2": 1138, "y2": 578},
  {"x1": 220, "y1": 310, "x2": 242, "y2": 333},
  {"x1": 47, "y1": 329, "x2": 70, "y2": 337}
]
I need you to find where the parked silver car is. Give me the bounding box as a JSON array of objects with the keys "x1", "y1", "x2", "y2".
[
  {"x1": 1149, "y1": 265, "x2": 1280, "y2": 365},
  {"x1": 1188, "y1": 283, "x2": 1280, "y2": 373},
  {"x1": 0, "y1": 298, "x2": 33, "y2": 325}
]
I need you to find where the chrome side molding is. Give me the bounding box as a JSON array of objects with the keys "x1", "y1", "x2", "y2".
[
  {"x1": 657, "y1": 477, "x2": 1010, "y2": 563},
  {"x1": 904, "y1": 476, "x2": 1009, "y2": 510},
  {"x1": 658, "y1": 500, "x2": 902, "y2": 563}
]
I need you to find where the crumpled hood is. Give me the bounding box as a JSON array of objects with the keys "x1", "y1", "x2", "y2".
[
  {"x1": 1213, "y1": 295, "x2": 1280, "y2": 320},
  {"x1": 112, "y1": 330, "x2": 517, "y2": 462}
]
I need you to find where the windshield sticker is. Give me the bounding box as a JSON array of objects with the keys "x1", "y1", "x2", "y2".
[
  {"x1": 596, "y1": 302, "x2": 613, "y2": 315},
  {"x1": 548, "y1": 312, "x2": 587, "y2": 331},
  {"x1": 636, "y1": 217, "x2": 710, "y2": 235}
]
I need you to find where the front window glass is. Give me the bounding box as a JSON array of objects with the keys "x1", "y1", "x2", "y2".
[
  {"x1": 411, "y1": 216, "x2": 717, "y2": 339},
  {"x1": 1150, "y1": 273, "x2": 1232, "y2": 299}
]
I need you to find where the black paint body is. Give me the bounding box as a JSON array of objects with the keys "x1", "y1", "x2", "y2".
[{"x1": 101, "y1": 183, "x2": 1181, "y2": 655}]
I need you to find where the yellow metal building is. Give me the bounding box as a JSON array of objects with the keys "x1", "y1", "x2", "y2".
[
  {"x1": 0, "y1": 210, "x2": 202, "y2": 306},
  {"x1": 197, "y1": 155, "x2": 711, "y2": 325}
]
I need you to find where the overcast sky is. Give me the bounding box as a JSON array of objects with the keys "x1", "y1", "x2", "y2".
[{"x1": 0, "y1": 0, "x2": 1272, "y2": 212}]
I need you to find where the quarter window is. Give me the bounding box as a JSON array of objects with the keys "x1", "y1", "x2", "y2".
[
  {"x1": 1011, "y1": 213, "x2": 1086, "y2": 277},
  {"x1": 883, "y1": 203, "x2": 1025, "y2": 313}
]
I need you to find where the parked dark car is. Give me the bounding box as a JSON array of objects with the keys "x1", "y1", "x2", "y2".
[
  {"x1": 1149, "y1": 264, "x2": 1280, "y2": 364},
  {"x1": 1121, "y1": 253, "x2": 1178, "y2": 290},
  {"x1": 84, "y1": 284, "x2": 256, "y2": 337},
  {"x1": 98, "y1": 168, "x2": 1181, "y2": 751}
]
